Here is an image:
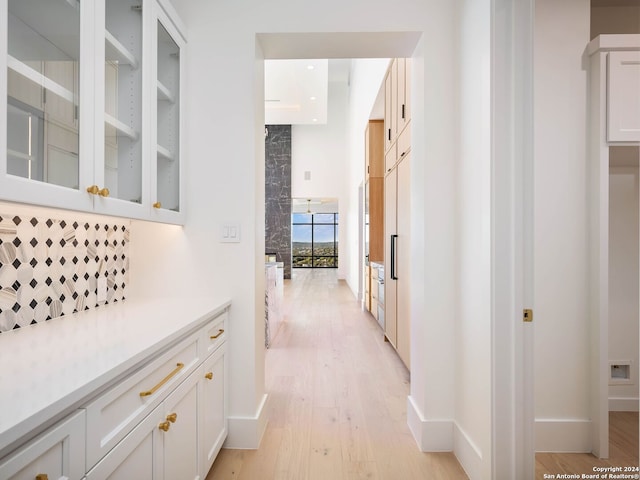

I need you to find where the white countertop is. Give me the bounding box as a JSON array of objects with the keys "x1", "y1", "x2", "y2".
[{"x1": 0, "y1": 297, "x2": 231, "y2": 455}]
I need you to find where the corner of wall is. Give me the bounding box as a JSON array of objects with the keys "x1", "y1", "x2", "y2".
[
  {"x1": 225, "y1": 393, "x2": 269, "y2": 449},
  {"x1": 407, "y1": 396, "x2": 454, "y2": 452}
]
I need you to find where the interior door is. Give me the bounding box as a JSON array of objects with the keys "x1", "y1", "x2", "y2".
[{"x1": 384, "y1": 168, "x2": 397, "y2": 347}]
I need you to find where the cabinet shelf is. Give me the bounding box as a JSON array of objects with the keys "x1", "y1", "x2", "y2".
[
  {"x1": 157, "y1": 144, "x2": 174, "y2": 160},
  {"x1": 7, "y1": 55, "x2": 74, "y2": 104},
  {"x1": 157, "y1": 81, "x2": 175, "y2": 103},
  {"x1": 7, "y1": 148, "x2": 33, "y2": 162},
  {"x1": 105, "y1": 30, "x2": 139, "y2": 69},
  {"x1": 105, "y1": 113, "x2": 139, "y2": 141}
]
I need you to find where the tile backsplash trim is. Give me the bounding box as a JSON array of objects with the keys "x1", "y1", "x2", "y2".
[{"x1": 0, "y1": 213, "x2": 130, "y2": 332}]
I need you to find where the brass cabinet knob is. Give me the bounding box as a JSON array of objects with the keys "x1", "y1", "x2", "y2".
[
  {"x1": 86, "y1": 185, "x2": 99, "y2": 195},
  {"x1": 205, "y1": 372, "x2": 213, "y2": 380},
  {"x1": 36, "y1": 475, "x2": 49, "y2": 480},
  {"x1": 159, "y1": 421, "x2": 171, "y2": 432},
  {"x1": 166, "y1": 412, "x2": 177, "y2": 423},
  {"x1": 153, "y1": 201, "x2": 162, "y2": 209},
  {"x1": 98, "y1": 187, "x2": 110, "y2": 197}
]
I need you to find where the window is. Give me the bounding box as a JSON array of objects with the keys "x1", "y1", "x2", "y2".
[{"x1": 292, "y1": 213, "x2": 338, "y2": 268}]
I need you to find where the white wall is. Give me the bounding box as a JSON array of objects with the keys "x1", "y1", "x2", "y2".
[
  {"x1": 609, "y1": 148, "x2": 640, "y2": 411},
  {"x1": 291, "y1": 81, "x2": 348, "y2": 278},
  {"x1": 125, "y1": 0, "x2": 501, "y2": 474},
  {"x1": 534, "y1": 0, "x2": 592, "y2": 452},
  {"x1": 455, "y1": 0, "x2": 491, "y2": 476}
]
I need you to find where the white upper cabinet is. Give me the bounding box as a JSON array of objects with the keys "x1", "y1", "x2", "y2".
[
  {"x1": 0, "y1": 0, "x2": 186, "y2": 224},
  {"x1": 151, "y1": 5, "x2": 185, "y2": 222},
  {"x1": 2, "y1": 0, "x2": 93, "y2": 211},
  {"x1": 607, "y1": 50, "x2": 640, "y2": 143}
]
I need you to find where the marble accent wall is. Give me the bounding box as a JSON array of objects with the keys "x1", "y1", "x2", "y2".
[
  {"x1": 265, "y1": 125, "x2": 292, "y2": 279},
  {"x1": 0, "y1": 213, "x2": 130, "y2": 333}
]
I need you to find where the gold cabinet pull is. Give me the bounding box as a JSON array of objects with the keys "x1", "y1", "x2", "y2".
[
  {"x1": 86, "y1": 185, "x2": 99, "y2": 195},
  {"x1": 166, "y1": 412, "x2": 177, "y2": 423},
  {"x1": 158, "y1": 421, "x2": 170, "y2": 432},
  {"x1": 36, "y1": 475, "x2": 48, "y2": 480},
  {"x1": 153, "y1": 201, "x2": 162, "y2": 209},
  {"x1": 210, "y1": 329, "x2": 224, "y2": 340},
  {"x1": 205, "y1": 372, "x2": 213, "y2": 380},
  {"x1": 98, "y1": 187, "x2": 110, "y2": 197},
  {"x1": 140, "y1": 363, "x2": 184, "y2": 397}
]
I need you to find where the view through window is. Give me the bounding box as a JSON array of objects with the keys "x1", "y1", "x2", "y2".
[{"x1": 292, "y1": 213, "x2": 339, "y2": 268}]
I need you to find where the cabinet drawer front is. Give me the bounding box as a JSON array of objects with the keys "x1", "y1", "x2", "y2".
[
  {"x1": 201, "y1": 311, "x2": 228, "y2": 358},
  {"x1": 0, "y1": 410, "x2": 85, "y2": 480},
  {"x1": 397, "y1": 124, "x2": 411, "y2": 162},
  {"x1": 85, "y1": 333, "x2": 199, "y2": 469}
]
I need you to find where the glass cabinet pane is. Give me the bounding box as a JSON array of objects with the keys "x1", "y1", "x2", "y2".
[
  {"x1": 104, "y1": 0, "x2": 143, "y2": 204},
  {"x1": 156, "y1": 20, "x2": 180, "y2": 212},
  {"x1": 7, "y1": 0, "x2": 80, "y2": 189}
]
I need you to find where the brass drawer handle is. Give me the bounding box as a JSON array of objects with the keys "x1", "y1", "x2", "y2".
[
  {"x1": 166, "y1": 412, "x2": 177, "y2": 423},
  {"x1": 36, "y1": 475, "x2": 48, "y2": 480},
  {"x1": 159, "y1": 421, "x2": 170, "y2": 432},
  {"x1": 140, "y1": 362, "x2": 184, "y2": 397},
  {"x1": 205, "y1": 372, "x2": 213, "y2": 380},
  {"x1": 86, "y1": 185, "x2": 99, "y2": 195},
  {"x1": 210, "y1": 329, "x2": 224, "y2": 340}
]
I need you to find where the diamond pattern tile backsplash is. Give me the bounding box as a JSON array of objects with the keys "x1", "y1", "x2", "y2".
[{"x1": 0, "y1": 213, "x2": 130, "y2": 333}]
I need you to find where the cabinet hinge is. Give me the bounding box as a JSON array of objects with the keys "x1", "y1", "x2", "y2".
[{"x1": 523, "y1": 309, "x2": 533, "y2": 322}]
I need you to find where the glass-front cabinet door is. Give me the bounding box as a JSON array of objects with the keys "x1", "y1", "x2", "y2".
[
  {"x1": 93, "y1": 0, "x2": 146, "y2": 217},
  {"x1": 1, "y1": 0, "x2": 186, "y2": 223},
  {"x1": 152, "y1": 7, "x2": 184, "y2": 221},
  {"x1": 2, "y1": 0, "x2": 93, "y2": 210}
]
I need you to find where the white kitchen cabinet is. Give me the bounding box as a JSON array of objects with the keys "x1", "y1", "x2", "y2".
[
  {"x1": 84, "y1": 406, "x2": 163, "y2": 480},
  {"x1": 0, "y1": 0, "x2": 186, "y2": 224},
  {"x1": 0, "y1": 410, "x2": 86, "y2": 480},
  {"x1": 607, "y1": 51, "x2": 640, "y2": 143},
  {"x1": 198, "y1": 344, "x2": 227, "y2": 479}
]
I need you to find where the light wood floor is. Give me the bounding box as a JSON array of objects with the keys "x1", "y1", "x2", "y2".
[
  {"x1": 536, "y1": 411, "x2": 639, "y2": 477},
  {"x1": 205, "y1": 268, "x2": 468, "y2": 480},
  {"x1": 205, "y1": 269, "x2": 639, "y2": 479}
]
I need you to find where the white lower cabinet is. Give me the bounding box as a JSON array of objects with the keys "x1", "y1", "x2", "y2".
[
  {"x1": 86, "y1": 366, "x2": 200, "y2": 480},
  {"x1": 85, "y1": 406, "x2": 163, "y2": 480},
  {"x1": 0, "y1": 309, "x2": 229, "y2": 480},
  {"x1": 199, "y1": 344, "x2": 227, "y2": 477},
  {"x1": 0, "y1": 410, "x2": 86, "y2": 480}
]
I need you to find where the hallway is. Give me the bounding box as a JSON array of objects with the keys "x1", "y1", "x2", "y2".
[{"x1": 206, "y1": 269, "x2": 468, "y2": 480}]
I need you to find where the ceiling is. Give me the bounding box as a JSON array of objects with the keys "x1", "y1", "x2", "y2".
[{"x1": 264, "y1": 58, "x2": 352, "y2": 125}]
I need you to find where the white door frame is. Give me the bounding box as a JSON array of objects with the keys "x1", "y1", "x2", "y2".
[{"x1": 491, "y1": 0, "x2": 535, "y2": 478}]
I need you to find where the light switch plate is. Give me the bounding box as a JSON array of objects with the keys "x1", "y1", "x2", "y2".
[{"x1": 221, "y1": 223, "x2": 241, "y2": 243}]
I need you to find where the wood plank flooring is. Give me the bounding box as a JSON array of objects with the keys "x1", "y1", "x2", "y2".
[
  {"x1": 536, "y1": 411, "x2": 639, "y2": 477},
  {"x1": 205, "y1": 269, "x2": 468, "y2": 480},
  {"x1": 205, "y1": 268, "x2": 639, "y2": 479}
]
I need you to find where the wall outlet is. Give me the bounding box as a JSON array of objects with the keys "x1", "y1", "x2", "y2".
[{"x1": 97, "y1": 277, "x2": 107, "y2": 302}]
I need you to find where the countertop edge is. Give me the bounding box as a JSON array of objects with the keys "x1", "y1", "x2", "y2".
[{"x1": 0, "y1": 298, "x2": 231, "y2": 458}]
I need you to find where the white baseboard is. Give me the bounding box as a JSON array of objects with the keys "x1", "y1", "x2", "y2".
[
  {"x1": 453, "y1": 422, "x2": 483, "y2": 480},
  {"x1": 609, "y1": 397, "x2": 639, "y2": 411},
  {"x1": 535, "y1": 418, "x2": 591, "y2": 452},
  {"x1": 225, "y1": 393, "x2": 269, "y2": 449},
  {"x1": 407, "y1": 396, "x2": 453, "y2": 451}
]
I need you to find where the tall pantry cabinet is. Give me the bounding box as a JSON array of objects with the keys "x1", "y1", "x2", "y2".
[{"x1": 384, "y1": 58, "x2": 411, "y2": 369}]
